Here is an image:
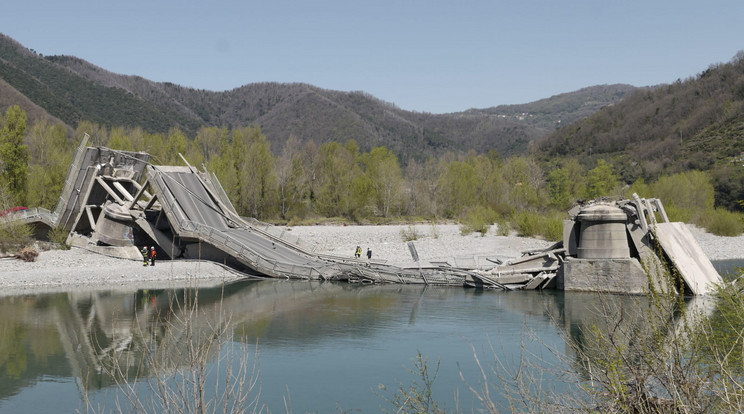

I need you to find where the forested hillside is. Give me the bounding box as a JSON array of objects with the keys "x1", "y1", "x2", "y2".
[
  {"x1": 0, "y1": 36, "x2": 202, "y2": 133},
  {"x1": 468, "y1": 84, "x2": 639, "y2": 130},
  {"x1": 537, "y1": 52, "x2": 744, "y2": 211},
  {"x1": 0, "y1": 33, "x2": 633, "y2": 162},
  {"x1": 1, "y1": 33, "x2": 742, "y2": 238}
]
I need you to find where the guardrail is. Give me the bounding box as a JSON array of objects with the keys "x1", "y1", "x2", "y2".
[
  {"x1": 151, "y1": 169, "x2": 323, "y2": 279},
  {"x1": 243, "y1": 218, "x2": 319, "y2": 254},
  {"x1": 148, "y1": 168, "x2": 468, "y2": 285},
  {"x1": 1, "y1": 208, "x2": 57, "y2": 226}
]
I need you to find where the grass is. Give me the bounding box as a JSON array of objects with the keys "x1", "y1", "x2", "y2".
[
  {"x1": 0, "y1": 218, "x2": 32, "y2": 254},
  {"x1": 400, "y1": 225, "x2": 420, "y2": 241},
  {"x1": 459, "y1": 206, "x2": 497, "y2": 236}
]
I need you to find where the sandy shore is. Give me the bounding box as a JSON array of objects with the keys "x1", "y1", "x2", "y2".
[{"x1": 0, "y1": 223, "x2": 742, "y2": 294}]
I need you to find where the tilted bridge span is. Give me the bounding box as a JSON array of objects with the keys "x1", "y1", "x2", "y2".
[
  {"x1": 9, "y1": 136, "x2": 722, "y2": 294},
  {"x1": 18, "y1": 136, "x2": 467, "y2": 285}
]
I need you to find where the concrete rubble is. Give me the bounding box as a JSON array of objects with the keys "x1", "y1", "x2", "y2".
[{"x1": 7, "y1": 136, "x2": 723, "y2": 295}]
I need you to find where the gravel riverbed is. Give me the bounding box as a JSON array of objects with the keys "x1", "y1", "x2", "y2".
[{"x1": 0, "y1": 223, "x2": 741, "y2": 294}]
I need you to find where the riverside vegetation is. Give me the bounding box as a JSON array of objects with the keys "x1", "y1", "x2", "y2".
[
  {"x1": 0, "y1": 103, "x2": 742, "y2": 252},
  {"x1": 2, "y1": 44, "x2": 744, "y2": 242},
  {"x1": 2, "y1": 35, "x2": 744, "y2": 413}
]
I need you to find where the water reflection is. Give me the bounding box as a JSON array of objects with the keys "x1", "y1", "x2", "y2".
[
  {"x1": 0, "y1": 281, "x2": 415, "y2": 400},
  {"x1": 0, "y1": 279, "x2": 727, "y2": 411}
]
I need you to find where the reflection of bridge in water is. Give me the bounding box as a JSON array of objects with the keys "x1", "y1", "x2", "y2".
[
  {"x1": 0, "y1": 282, "x2": 714, "y2": 402},
  {"x1": 16, "y1": 135, "x2": 470, "y2": 285}
]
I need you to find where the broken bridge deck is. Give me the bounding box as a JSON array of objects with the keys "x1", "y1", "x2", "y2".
[{"x1": 653, "y1": 222, "x2": 722, "y2": 295}]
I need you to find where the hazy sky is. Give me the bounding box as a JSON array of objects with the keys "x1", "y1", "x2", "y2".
[{"x1": 2, "y1": 0, "x2": 743, "y2": 113}]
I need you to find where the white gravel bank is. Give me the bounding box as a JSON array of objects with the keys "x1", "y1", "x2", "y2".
[
  {"x1": 0, "y1": 223, "x2": 741, "y2": 293},
  {"x1": 289, "y1": 223, "x2": 744, "y2": 264},
  {"x1": 288, "y1": 223, "x2": 554, "y2": 266},
  {"x1": 686, "y1": 225, "x2": 744, "y2": 261},
  {"x1": 0, "y1": 248, "x2": 244, "y2": 295}
]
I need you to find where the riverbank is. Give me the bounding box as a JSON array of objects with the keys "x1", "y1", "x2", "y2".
[{"x1": 0, "y1": 223, "x2": 741, "y2": 294}]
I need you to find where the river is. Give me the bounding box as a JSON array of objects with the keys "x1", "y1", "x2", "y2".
[{"x1": 0, "y1": 263, "x2": 738, "y2": 413}]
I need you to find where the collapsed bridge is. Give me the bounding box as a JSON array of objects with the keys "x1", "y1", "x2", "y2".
[
  {"x1": 10, "y1": 136, "x2": 723, "y2": 295},
  {"x1": 17, "y1": 136, "x2": 469, "y2": 285}
]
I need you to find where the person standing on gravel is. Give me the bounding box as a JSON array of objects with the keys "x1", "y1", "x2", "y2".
[
  {"x1": 366, "y1": 248, "x2": 372, "y2": 260},
  {"x1": 150, "y1": 246, "x2": 156, "y2": 266},
  {"x1": 141, "y1": 246, "x2": 149, "y2": 266},
  {"x1": 355, "y1": 246, "x2": 362, "y2": 258}
]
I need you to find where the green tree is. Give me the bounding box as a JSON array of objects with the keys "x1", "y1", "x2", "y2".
[
  {"x1": 276, "y1": 135, "x2": 311, "y2": 220},
  {"x1": 404, "y1": 157, "x2": 446, "y2": 218},
  {"x1": 546, "y1": 158, "x2": 586, "y2": 209},
  {"x1": 314, "y1": 141, "x2": 357, "y2": 218},
  {"x1": 193, "y1": 126, "x2": 228, "y2": 162},
  {"x1": 586, "y1": 159, "x2": 619, "y2": 199},
  {"x1": 361, "y1": 146, "x2": 403, "y2": 217},
  {"x1": 208, "y1": 133, "x2": 239, "y2": 208},
  {"x1": 25, "y1": 121, "x2": 73, "y2": 209},
  {"x1": 349, "y1": 173, "x2": 375, "y2": 219},
  {"x1": 439, "y1": 160, "x2": 478, "y2": 217},
  {"x1": 472, "y1": 154, "x2": 510, "y2": 213},
  {"x1": 563, "y1": 158, "x2": 587, "y2": 202},
  {"x1": 0, "y1": 106, "x2": 29, "y2": 205},
  {"x1": 164, "y1": 128, "x2": 188, "y2": 165},
  {"x1": 127, "y1": 126, "x2": 147, "y2": 152},
  {"x1": 546, "y1": 167, "x2": 571, "y2": 208},
  {"x1": 650, "y1": 170, "x2": 715, "y2": 223},
  {"x1": 106, "y1": 126, "x2": 133, "y2": 151},
  {"x1": 75, "y1": 121, "x2": 108, "y2": 147},
  {"x1": 237, "y1": 127, "x2": 276, "y2": 218},
  {"x1": 231, "y1": 128, "x2": 248, "y2": 212},
  {"x1": 146, "y1": 133, "x2": 168, "y2": 165},
  {"x1": 502, "y1": 156, "x2": 542, "y2": 210}
]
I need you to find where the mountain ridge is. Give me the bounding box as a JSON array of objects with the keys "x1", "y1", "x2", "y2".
[{"x1": 0, "y1": 33, "x2": 635, "y2": 161}]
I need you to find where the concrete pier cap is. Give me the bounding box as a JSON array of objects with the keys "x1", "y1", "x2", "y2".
[
  {"x1": 576, "y1": 203, "x2": 630, "y2": 260},
  {"x1": 560, "y1": 202, "x2": 647, "y2": 294}
]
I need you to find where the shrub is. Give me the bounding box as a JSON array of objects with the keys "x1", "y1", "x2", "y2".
[
  {"x1": 0, "y1": 219, "x2": 32, "y2": 253},
  {"x1": 701, "y1": 207, "x2": 744, "y2": 236},
  {"x1": 513, "y1": 211, "x2": 565, "y2": 241},
  {"x1": 460, "y1": 206, "x2": 497, "y2": 236},
  {"x1": 651, "y1": 170, "x2": 715, "y2": 214},
  {"x1": 494, "y1": 215, "x2": 511, "y2": 236},
  {"x1": 48, "y1": 226, "x2": 70, "y2": 247},
  {"x1": 663, "y1": 203, "x2": 694, "y2": 223},
  {"x1": 514, "y1": 211, "x2": 541, "y2": 237},
  {"x1": 542, "y1": 214, "x2": 565, "y2": 242},
  {"x1": 400, "y1": 225, "x2": 420, "y2": 241}
]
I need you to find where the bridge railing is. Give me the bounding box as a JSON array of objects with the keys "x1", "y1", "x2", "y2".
[
  {"x1": 243, "y1": 218, "x2": 319, "y2": 254},
  {"x1": 194, "y1": 221, "x2": 322, "y2": 279},
  {"x1": 151, "y1": 171, "x2": 322, "y2": 279},
  {"x1": 153, "y1": 168, "x2": 319, "y2": 256}
]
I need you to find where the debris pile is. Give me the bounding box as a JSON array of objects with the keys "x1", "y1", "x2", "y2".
[{"x1": 459, "y1": 196, "x2": 722, "y2": 295}]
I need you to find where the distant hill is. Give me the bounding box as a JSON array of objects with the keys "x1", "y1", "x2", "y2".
[
  {"x1": 0, "y1": 33, "x2": 635, "y2": 161},
  {"x1": 537, "y1": 54, "x2": 744, "y2": 174},
  {"x1": 468, "y1": 84, "x2": 640, "y2": 130},
  {"x1": 536, "y1": 52, "x2": 744, "y2": 209}
]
